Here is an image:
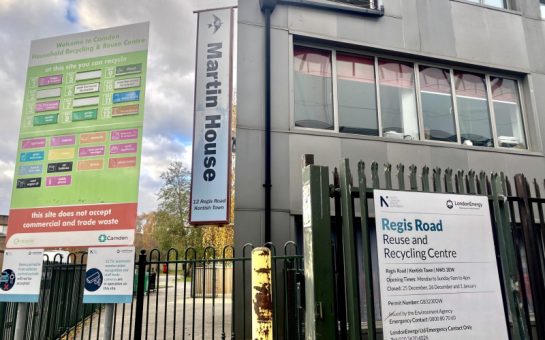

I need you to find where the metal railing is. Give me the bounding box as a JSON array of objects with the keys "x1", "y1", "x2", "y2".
[
  {"x1": 0, "y1": 243, "x2": 304, "y2": 340},
  {"x1": 302, "y1": 155, "x2": 545, "y2": 340}
]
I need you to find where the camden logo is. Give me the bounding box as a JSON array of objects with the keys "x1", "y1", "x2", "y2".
[
  {"x1": 97, "y1": 234, "x2": 129, "y2": 243},
  {"x1": 380, "y1": 196, "x2": 389, "y2": 207},
  {"x1": 446, "y1": 200, "x2": 454, "y2": 209}
]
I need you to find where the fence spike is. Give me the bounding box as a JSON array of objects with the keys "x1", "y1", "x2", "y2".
[
  {"x1": 421, "y1": 166, "x2": 430, "y2": 192},
  {"x1": 371, "y1": 162, "x2": 379, "y2": 188},
  {"x1": 433, "y1": 167, "x2": 442, "y2": 192},
  {"x1": 444, "y1": 168, "x2": 453, "y2": 193},
  {"x1": 384, "y1": 163, "x2": 392, "y2": 189},
  {"x1": 397, "y1": 163, "x2": 405, "y2": 190},
  {"x1": 477, "y1": 171, "x2": 487, "y2": 195},
  {"x1": 409, "y1": 164, "x2": 417, "y2": 191},
  {"x1": 467, "y1": 170, "x2": 476, "y2": 194},
  {"x1": 505, "y1": 176, "x2": 513, "y2": 196},
  {"x1": 456, "y1": 170, "x2": 465, "y2": 194},
  {"x1": 534, "y1": 178, "x2": 541, "y2": 198},
  {"x1": 359, "y1": 161, "x2": 367, "y2": 193},
  {"x1": 497, "y1": 172, "x2": 506, "y2": 196}
]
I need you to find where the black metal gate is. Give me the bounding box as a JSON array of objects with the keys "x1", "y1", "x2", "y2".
[{"x1": 0, "y1": 243, "x2": 304, "y2": 340}]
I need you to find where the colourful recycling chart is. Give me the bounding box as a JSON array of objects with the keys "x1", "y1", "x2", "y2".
[{"x1": 6, "y1": 23, "x2": 149, "y2": 248}]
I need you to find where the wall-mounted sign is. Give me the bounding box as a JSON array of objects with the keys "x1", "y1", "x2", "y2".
[
  {"x1": 190, "y1": 8, "x2": 234, "y2": 225},
  {"x1": 0, "y1": 249, "x2": 44, "y2": 302},
  {"x1": 7, "y1": 23, "x2": 149, "y2": 248},
  {"x1": 83, "y1": 246, "x2": 134, "y2": 304},
  {"x1": 373, "y1": 190, "x2": 509, "y2": 340}
]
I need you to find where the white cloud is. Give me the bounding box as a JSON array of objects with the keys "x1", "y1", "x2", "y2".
[
  {"x1": 137, "y1": 135, "x2": 192, "y2": 212},
  {"x1": 0, "y1": 0, "x2": 82, "y2": 213}
]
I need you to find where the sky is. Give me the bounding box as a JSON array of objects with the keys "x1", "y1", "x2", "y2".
[{"x1": 0, "y1": 0, "x2": 237, "y2": 214}]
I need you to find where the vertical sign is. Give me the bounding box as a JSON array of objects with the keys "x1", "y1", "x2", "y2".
[
  {"x1": 83, "y1": 246, "x2": 135, "y2": 303},
  {"x1": 190, "y1": 8, "x2": 233, "y2": 224},
  {"x1": 374, "y1": 190, "x2": 509, "y2": 340},
  {"x1": 0, "y1": 249, "x2": 44, "y2": 302},
  {"x1": 7, "y1": 23, "x2": 149, "y2": 248}
]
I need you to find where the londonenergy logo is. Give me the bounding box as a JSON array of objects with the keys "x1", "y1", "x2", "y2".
[{"x1": 447, "y1": 199, "x2": 483, "y2": 209}]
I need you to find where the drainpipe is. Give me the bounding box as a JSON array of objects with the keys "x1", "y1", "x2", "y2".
[{"x1": 260, "y1": 0, "x2": 277, "y2": 244}]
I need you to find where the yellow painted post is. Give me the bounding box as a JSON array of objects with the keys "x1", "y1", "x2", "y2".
[{"x1": 251, "y1": 247, "x2": 273, "y2": 340}]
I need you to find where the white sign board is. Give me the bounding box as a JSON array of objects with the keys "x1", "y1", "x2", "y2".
[
  {"x1": 0, "y1": 249, "x2": 44, "y2": 302},
  {"x1": 373, "y1": 190, "x2": 509, "y2": 340},
  {"x1": 83, "y1": 246, "x2": 135, "y2": 304},
  {"x1": 190, "y1": 8, "x2": 233, "y2": 224}
]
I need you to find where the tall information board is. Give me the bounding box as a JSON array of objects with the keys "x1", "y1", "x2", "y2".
[
  {"x1": 7, "y1": 23, "x2": 149, "y2": 248},
  {"x1": 190, "y1": 8, "x2": 233, "y2": 224},
  {"x1": 373, "y1": 190, "x2": 509, "y2": 340}
]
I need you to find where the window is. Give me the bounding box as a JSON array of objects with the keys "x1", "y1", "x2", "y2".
[
  {"x1": 454, "y1": 71, "x2": 493, "y2": 147},
  {"x1": 379, "y1": 60, "x2": 418, "y2": 140},
  {"x1": 465, "y1": 0, "x2": 508, "y2": 9},
  {"x1": 419, "y1": 66, "x2": 456, "y2": 142},
  {"x1": 491, "y1": 77, "x2": 526, "y2": 148},
  {"x1": 294, "y1": 46, "x2": 334, "y2": 129},
  {"x1": 337, "y1": 54, "x2": 377, "y2": 135},
  {"x1": 541, "y1": 0, "x2": 545, "y2": 18},
  {"x1": 293, "y1": 45, "x2": 528, "y2": 150},
  {"x1": 330, "y1": 0, "x2": 377, "y2": 9}
]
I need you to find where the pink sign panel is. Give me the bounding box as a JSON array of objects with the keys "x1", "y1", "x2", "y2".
[
  {"x1": 111, "y1": 129, "x2": 139, "y2": 141},
  {"x1": 79, "y1": 146, "x2": 105, "y2": 157},
  {"x1": 35, "y1": 100, "x2": 60, "y2": 112},
  {"x1": 51, "y1": 135, "x2": 76, "y2": 147},
  {"x1": 38, "y1": 75, "x2": 63, "y2": 86},
  {"x1": 22, "y1": 138, "x2": 46, "y2": 149},
  {"x1": 46, "y1": 175, "x2": 72, "y2": 187},
  {"x1": 110, "y1": 143, "x2": 137, "y2": 155}
]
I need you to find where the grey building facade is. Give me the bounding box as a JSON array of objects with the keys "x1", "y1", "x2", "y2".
[{"x1": 235, "y1": 0, "x2": 545, "y2": 249}]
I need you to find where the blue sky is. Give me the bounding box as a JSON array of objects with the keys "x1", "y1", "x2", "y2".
[{"x1": 0, "y1": 0, "x2": 236, "y2": 214}]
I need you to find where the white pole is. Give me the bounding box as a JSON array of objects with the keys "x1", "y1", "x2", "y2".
[
  {"x1": 13, "y1": 303, "x2": 29, "y2": 340},
  {"x1": 102, "y1": 304, "x2": 115, "y2": 340}
]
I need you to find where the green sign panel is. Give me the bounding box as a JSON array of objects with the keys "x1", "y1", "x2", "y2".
[
  {"x1": 72, "y1": 109, "x2": 98, "y2": 121},
  {"x1": 7, "y1": 23, "x2": 150, "y2": 249},
  {"x1": 33, "y1": 114, "x2": 58, "y2": 126}
]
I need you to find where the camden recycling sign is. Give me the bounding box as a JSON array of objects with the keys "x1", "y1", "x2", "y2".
[
  {"x1": 373, "y1": 190, "x2": 509, "y2": 340},
  {"x1": 7, "y1": 23, "x2": 149, "y2": 248}
]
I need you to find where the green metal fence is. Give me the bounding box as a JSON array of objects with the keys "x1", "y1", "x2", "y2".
[{"x1": 302, "y1": 155, "x2": 545, "y2": 340}]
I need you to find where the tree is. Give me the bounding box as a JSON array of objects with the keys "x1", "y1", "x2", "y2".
[
  {"x1": 134, "y1": 211, "x2": 159, "y2": 250},
  {"x1": 153, "y1": 161, "x2": 203, "y2": 252}
]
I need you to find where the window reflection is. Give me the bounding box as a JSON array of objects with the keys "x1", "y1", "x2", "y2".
[
  {"x1": 337, "y1": 54, "x2": 378, "y2": 135},
  {"x1": 292, "y1": 46, "x2": 527, "y2": 151},
  {"x1": 483, "y1": 0, "x2": 506, "y2": 8},
  {"x1": 454, "y1": 72, "x2": 493, "y2": 147},
  {"x1": 491, "y1": 77, "x2": 526, "y2": 149},
  {"x1": 294, "y1": 47, "x2": 334, "y2": 129},
  {"x1": 420, "y1": 66, "x2": 457, "y2": 142},
  {"x1": 379, "y1": 60, "x2": 419, "y2": 140}
]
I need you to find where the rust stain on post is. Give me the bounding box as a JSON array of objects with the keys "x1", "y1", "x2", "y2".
[{"x1": 251, "y1": 247, "x2": 273, "y2": 340}]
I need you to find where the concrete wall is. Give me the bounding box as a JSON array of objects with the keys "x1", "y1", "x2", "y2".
[{"x1": 235, "y1": 0, "x2": 545, "y2": 248}]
